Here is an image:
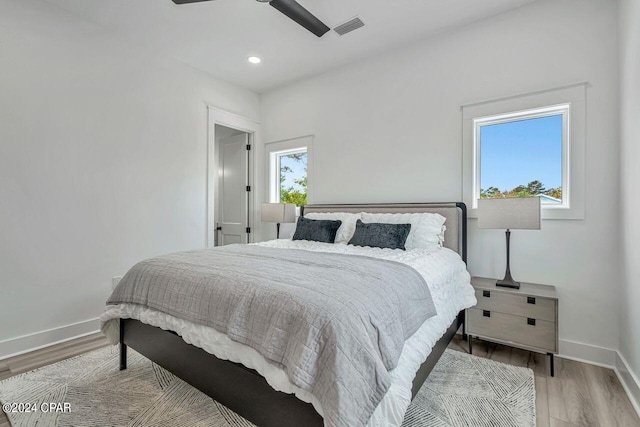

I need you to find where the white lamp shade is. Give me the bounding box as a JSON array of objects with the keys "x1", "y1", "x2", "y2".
[
  {"x1": 477, "y1": 197, "x2": 541, "y2": 230},
  {"x1": 261, "y1": 203, "x2": 296, "y2": 224}
]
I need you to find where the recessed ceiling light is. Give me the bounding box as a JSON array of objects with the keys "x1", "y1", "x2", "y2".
[{"x1": 247, "y1": 56, "x2": 262, "y2": 64}]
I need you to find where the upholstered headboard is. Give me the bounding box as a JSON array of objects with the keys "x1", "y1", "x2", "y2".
[{"x1": 301, "y1": 202, "x2": 467, "y2": 263}]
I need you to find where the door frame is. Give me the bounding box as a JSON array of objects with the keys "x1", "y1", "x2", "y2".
[{"x1": 207, "y1": 106, "x2": 261, "y2": 248}]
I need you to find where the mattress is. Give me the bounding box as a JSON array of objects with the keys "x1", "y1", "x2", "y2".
[{"x1": 101, "y1": 240, "x2": 476, "y2": 426}]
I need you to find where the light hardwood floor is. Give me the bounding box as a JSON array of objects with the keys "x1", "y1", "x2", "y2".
[
  {"x1": 449, "y1": 335, "x2": 640, "y2": 427},
  {"x1": 0, "y1": 333, "x2": 638, "y2": 427}
]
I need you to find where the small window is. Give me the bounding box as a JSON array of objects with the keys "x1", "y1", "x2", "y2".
[
  {"x1": 475, "y1": 105, "x2": 568, "y2": 209},
  {"x1": 274, "y1": 149, "x2": 307, "y2": 207},
  {"x1": 266, "y1": 135, "x2": 313, "y2": 209}
]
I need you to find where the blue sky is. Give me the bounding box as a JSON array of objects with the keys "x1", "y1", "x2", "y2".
[
  {"x1": 481, "y1": 114, "x2": 562, "y2": 191},
  {"x1": 280, "y1": 153, "x2": 307, "y2": 190}
]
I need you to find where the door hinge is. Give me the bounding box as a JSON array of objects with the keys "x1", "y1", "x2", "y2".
[
  {"x1": 246, "y1": 185, "x2": 251, "y2": 192},
  {"x1": 246, "y1": 144, "x2": 251, "y2": 151},
  {"x1": 246, "y1": 227, "x2": 251, "y2": 234}
]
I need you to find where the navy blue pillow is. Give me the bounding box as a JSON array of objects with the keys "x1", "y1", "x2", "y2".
[
  {"x1": 348, "y1": 220, "x2": 411, "y2": 250},
  {"x1": 292, "y1": 216, "x2": 342, "y2": 243}
]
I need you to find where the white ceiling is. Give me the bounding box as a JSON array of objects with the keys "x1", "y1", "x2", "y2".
[{"x1": 43, "y1": 0, "x2": 537, "y2": 93}]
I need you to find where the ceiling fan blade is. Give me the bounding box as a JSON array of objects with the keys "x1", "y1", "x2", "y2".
[
  {"x1": 172, "y1": 0, "x2": 215, "y2": 4},
  {"x1": 269, "y1": 0, "x2": 330, "y2": 37}
]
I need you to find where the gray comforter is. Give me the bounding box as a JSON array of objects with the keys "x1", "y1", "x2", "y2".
[{"x1": 107, "y1": 244, "x2": 437, "y2": 427}]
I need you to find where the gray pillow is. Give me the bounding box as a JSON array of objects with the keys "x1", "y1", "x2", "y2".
[
  {"x1": 293, "y1": 216, "x2": 342, "y2": 243},
  {"x1": 348, "y1": 220, "x2": 412, "y2": 250}
]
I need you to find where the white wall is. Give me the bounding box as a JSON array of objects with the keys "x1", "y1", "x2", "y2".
[
  {"x1": 618, "y1": 0, "x2": 640, "y2": 403},
  {"x1": 0, "y1": 0, "x2": 259, "y2": 356},
  {"x1": 1, "y1": 0, "x2": 629, "y2": 373},
  {"x1": 260, "y1": 0, "x2": 620, "y2": 358}
]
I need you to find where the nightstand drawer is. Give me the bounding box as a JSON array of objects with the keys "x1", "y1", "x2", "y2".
[
  {"x1": 467, "y1": 308, "x2": 556, "y2": 353},
  {"x1": 474, "y1": 289, "x2": 556, "y2": 322}
]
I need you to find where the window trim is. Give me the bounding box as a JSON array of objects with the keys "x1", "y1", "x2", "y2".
[
  {"x1": 473, "y1": 104, "x2": 570, "y2": 210},
  {"x1": 462, "y1": 84, "x2": 586, "y2": 220}
]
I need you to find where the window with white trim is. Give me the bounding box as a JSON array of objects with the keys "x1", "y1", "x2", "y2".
[
  {"x1": 266, "y1": 136, "x2": 314, "y2": 210},
  {"x1": 271, "y1": 148, "x2": 307, "y2": 207},
  {"x1": 475, "y1": 104, "x2": 569, "y2": 209},
  {"x1": 462, "y1": 84, "x2": 586, "y2": 220}
]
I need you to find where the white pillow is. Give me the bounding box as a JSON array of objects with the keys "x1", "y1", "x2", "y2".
[
  {"x1": 360, "y1": 212, "x2": 446, "y2": 250},
  {"x1": 304, "y1": 212, "x2": 362, "y2": 244}
]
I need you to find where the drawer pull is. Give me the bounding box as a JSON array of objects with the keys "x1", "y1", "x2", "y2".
[
  {"x1": 528, "y1": 318, "x2": 536, "y2": 326},
  {"x1": 483, "y1": 290, "x2": 491, "y2": 298},
  {"x1": 483, "y1": 310, "x2": 491, "y2": 317},
  {"x1": 527, "y1": 297, "x2": 536, "y2": 305}
]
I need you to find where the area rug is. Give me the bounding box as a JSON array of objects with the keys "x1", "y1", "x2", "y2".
[{"x1": 0, "y1": 346, "x2": 535, "y2": 427}]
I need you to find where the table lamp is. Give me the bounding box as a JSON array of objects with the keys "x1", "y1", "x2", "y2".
[
  {"x1": 477, "y1": 197, "x2": 541, "y2": 289},
  {"x1": 261, "y1": 203, "x2": 296, "y2": 239}
]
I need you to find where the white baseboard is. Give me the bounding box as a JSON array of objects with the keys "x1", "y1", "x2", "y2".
[
  {"x1": 0, "y1": 318, "x2": 100, "y2": 361},
  {"x1": 558, "y1": 338, "x2": 618, "y2": 368},
  {"x1": 615, "y1": 351, "x2": 640, "y2": 418}
]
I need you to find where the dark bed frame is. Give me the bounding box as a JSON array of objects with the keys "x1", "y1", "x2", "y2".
[{"x1": 119, "y1": 202, "x2": 468, "y2": 427}]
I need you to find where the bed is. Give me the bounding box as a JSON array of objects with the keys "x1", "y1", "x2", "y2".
[{"x1": 101, "y1": 202, "x2": 474, "y2": 427}]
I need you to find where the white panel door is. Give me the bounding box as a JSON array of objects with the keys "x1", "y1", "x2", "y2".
[{"x1": 219, "y1": 133, "x2": 249, "y2": 245}]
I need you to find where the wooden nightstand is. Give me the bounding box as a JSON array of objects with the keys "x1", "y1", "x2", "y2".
[{"x1": 467, "y1": 276, "x2": 559, "y2": 376}]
